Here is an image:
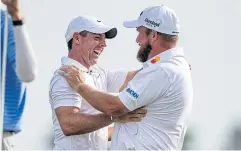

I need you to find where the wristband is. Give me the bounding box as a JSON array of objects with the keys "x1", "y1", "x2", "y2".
[{"x1": 13, "y1": 20, "x2": 23, "y2": 26}]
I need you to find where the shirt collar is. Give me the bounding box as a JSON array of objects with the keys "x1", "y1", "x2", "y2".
[
  {"x1": 61, "y1": 56, "x2": 101, "y2": 76},
  {"x1": 61, "y1": 56, "x2": 90, "y2": 72},
  {"x1": 143, "y1": 47, "x2": 185, "y2": 68}
]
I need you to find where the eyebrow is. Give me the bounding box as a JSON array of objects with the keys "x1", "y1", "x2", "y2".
[{"x1": 93, "y1": 33, "x2": 101, "y2": 37}]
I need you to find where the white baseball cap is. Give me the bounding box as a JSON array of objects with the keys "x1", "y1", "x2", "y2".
[
  {"x1": 65, "y1": 15, "x2": 117, "y2": 42},
  {"x1": 123, "y1": 5, "x2": 180, "y2": 35}
]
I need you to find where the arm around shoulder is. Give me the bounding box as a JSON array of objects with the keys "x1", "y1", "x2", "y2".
[{"x1": 50, "y1": 75, "x2": 113, "y2": 136}]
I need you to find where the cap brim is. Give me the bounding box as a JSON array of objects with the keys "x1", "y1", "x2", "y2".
[
  {"x1": 88, "y1": 25, "x2": 117, "y2": 39},
  {"x1": 105, "y1": 27, "x2": 117, "y2": 39},
  {"x1": 123, "y1": 20, "x2": 140, "y2": 28}
]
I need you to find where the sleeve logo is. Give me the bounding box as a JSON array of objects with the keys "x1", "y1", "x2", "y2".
[{"x1": 126, "y1": 88, "x2": 139, "y2": 99}]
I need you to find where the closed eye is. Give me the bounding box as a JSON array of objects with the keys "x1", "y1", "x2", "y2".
[{"x1": 94, "y1": 35, "x2": 101, "y2": 40}]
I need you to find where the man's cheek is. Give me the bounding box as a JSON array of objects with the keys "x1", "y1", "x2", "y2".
[{"x1": 87, "y1": 41, "x2": 98, "y2": 51}]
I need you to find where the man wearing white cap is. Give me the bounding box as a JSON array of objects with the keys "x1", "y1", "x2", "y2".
[
  {"x1": 49, "y1": 15, "x2": 146, "y2": 150},
  {"x1": 59, "y1": 5, "x2": 193, "y2": 150}
]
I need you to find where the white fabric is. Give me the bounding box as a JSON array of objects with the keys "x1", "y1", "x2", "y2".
[
  {"x1": 65, "y1": 15, "x2": 117, "y2": 42},
  {"x1": 2, "y1": 132, "x2": 16, "y2": 150},
  {"x1": 14, "y1": 25, "x2": 37, "y2": 83},
  {"x1": 123, "y1": 5, "x2": 180, "y2": 35},
  {"x1": 49, "y1": 57, "x2": 127, "y2": 150},
  {"x1": 111, "y1": 47, "x2": 193, "y2": 150}
]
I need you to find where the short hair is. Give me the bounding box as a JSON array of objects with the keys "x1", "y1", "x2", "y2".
[
  {"x1": 145, "y1": 28, "x2": 179, "y2": 43},
  {"x1": 67, "y1": 30, "x2": 88, "y2": 51}
]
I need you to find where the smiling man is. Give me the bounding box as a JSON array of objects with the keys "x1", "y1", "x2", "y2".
[
  {"x1": 49, "y1": 16, "x2": 147, "y2": 150},
  {"x1": 60, "y1": 5, "x2": 193, "y2": 150}
]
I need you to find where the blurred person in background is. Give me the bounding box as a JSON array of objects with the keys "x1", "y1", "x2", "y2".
[{"x1": 1, "y1": 0, "x2": 37, "y2": 150}]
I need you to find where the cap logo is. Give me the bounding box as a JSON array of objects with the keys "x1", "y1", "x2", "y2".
[
  {"x1": 144, "y1": 18, "x2": 160, "y2": 28},
  {"x1": 97, "y1": 20, "x2": 101, "y2": 22},
  {"x1": 172, "y1": 31, "x2": 179, "y2": 34},
  {"x1": 151, "y1": 56, "x2": 160, "y2": 64}
]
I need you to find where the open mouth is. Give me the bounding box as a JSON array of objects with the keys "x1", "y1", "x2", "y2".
[{"x1": 94, "y1": 50, "x2": 100, "y2": 56}]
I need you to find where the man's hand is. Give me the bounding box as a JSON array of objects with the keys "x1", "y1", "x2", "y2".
[
  {"x1": 114, "y1": 108, "x2": 147, "y2": 123},
  {"x1": 1, "y1": 0, "x2": 22, "y2": 20},
  {"x1": 59, "y1": 65, "x2": 85, "y2": 90}
]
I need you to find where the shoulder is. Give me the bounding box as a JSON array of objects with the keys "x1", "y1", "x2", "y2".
[
  {"x1": 160, "y1": 57, "x2": 190, "y2": 77},
  {"x1": 138, "y1": 66, "x2": 169, "y2": 79},
  {"x1": 49, "y1": 69, "x2": 73, "y2": 93}
]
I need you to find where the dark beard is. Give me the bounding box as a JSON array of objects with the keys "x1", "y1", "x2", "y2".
[{"x1": 137, "y1": 44, "x2": 152, "y2": 63}]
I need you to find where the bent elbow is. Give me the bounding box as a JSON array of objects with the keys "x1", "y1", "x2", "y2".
[
  {"x1": 61, "y1": 125, "x2": 88, "y2": 136},
  {"x1": 61, "y1": 125, "x2": 74, "y2": 136},
  {"x1": 62, "y1": 130, "x2": 72, "y2": 136},
  {"x1": 62, "y1": 129, "x2": 88, "y2": 136}
]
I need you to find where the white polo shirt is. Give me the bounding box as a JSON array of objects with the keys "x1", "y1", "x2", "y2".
[
  {"x1": 49, "y1": 56, "x2": 127, "y2": 150},
  {"x1": 111, "y1": 47, "x2": 193, "y2": 150}
]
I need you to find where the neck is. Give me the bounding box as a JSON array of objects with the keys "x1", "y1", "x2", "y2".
[
  {"x1": 148, "y1": 43, "x2": 176, "y2": 59},
  {"x1": 68, "y1": 51, "x2": 90, "y2": 69}
]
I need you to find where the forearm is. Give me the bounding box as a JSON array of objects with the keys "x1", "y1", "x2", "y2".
[
  {"x1": 76, "y1": 84, "x2": 127, "y2": 117},
  {"x1": 14, "y1": 25, "x2": 37, "y2": 83},
  {"x1": 63, "y1": 112, "x2": 113, "y2": 135}
]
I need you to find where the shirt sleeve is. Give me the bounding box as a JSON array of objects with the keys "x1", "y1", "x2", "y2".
[
  {"x1": 49, "y1": 73, "x2": 82, "y2": 109},
  {"x1": 1, "y1": 10, "x2": 37, "y2": 83},
  {"x1": 106, "y1": 69, "x2": 128, "y2": 93},
  {"x1": 14, "y1": 25, "x2": 38, "y2": 82},
  {"x1": 118, "y1": 67, "x2": 170, "y2": 111}
]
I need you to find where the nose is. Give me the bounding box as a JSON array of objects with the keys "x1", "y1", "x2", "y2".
[{"x1": 100, "y1": 39, "x2": 107, "y2": 47}]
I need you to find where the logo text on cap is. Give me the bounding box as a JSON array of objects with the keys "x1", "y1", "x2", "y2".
[
  {"x1": 144, "y1": 18, "x2": 160, "y2": 28},
  {"x1": 172, "y1": 31, "x2": 179, "y2": 34}
]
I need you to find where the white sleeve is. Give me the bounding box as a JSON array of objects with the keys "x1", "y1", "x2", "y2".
[
  {"x1": 50, "y1": 74, "x2": 82, "y2": 109},
  {"x1": 106, "y1": 69, "x2": 127, "y2": 93},
  {"x1": 118, "y1": 67, "x2": 170, "y2": 111},
  {"x1": 14, "y1": 25, "x2": 38, "y2": 83}
]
